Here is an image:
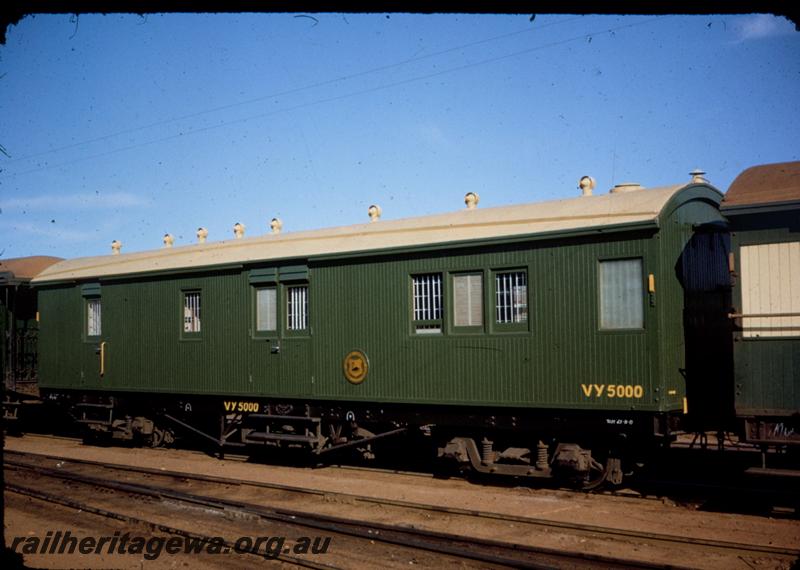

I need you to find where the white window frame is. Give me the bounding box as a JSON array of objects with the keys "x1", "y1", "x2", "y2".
[
  {"x1": 86, "y1": 298, "x2": 102, "y2": 337},
  {"x1": 452, "y1": 272, "x2": 483, "y2": 330},
  {"x1": 598, "y1": 258, "x2": 644, "y2": 331},
  {"x1": 412, "y1": 273, "x2": 443, "y2": 334},
  {"x1": 494, "y1": 270, "x2": 528, "y2": 327},
  {"x1": 254, "y1": 286, "x2": 278, "y2": 334},
  {"x1": 182, "y1": 290, "x2": 202, "y2": 335},
  {"x1": 286, "y1": 285, "x2": 309, "y2": 332}
]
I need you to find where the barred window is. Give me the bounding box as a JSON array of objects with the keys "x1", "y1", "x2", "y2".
[
  {"x1": 599, "y1": 259, "x2": 643, "y2": 330},
  {"x1": 87, "y1": 299, "x2": 102, "y2": 337},
  {"x1": 183, "y1": 291, "x2": 201, "y2": 333},
  {"x1": 255, "y1": 287, "x2": 277, "y2": 332},
  {"x1": 412, "y1": 273, "x2": 442, "y2": 334},
  {"x1": 287, "y1": 285, "x2": 308, "y2": 331},
  {"x1": 495, "y1": 271, "x2": 527, "y2": 324},
  {"x1": 453, "y1": 273, "x2": 483, "y2": 328}
]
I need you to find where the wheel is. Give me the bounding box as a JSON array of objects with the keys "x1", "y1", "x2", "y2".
[
  {"x1": 580, "y1": 456, "x2": 610, "y2": 491},
  {"x1": 148, "y1": 426, "x2": 175, "y2": 448},
  {"x1": 149, "y1": 427, "x2": 165, "y2": 448}
]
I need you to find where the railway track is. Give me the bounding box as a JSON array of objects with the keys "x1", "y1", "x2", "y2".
[
  {"x1": 4, "y1": 483, "x2": 337, "y2": 569},
  {"x1": 12, "y1": 433, "x2": 799, "y2": 512},
  {"x1": 4, "y1": 453, "x2": 658, "y2": 569},
  {"x1": 5, "y1": 449, "x2": 799, "y2": 569},
  {"x1": 7, "y1": 431, "x2": 800, "y2": 528},
  {"x1": 332, "y1": 455, "x2": 800, "y2": 518}
]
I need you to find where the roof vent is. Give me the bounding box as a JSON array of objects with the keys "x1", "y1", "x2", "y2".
[
  {"x1": 233, "y1": 222, "x2": 245, "y2": 239},
  {"x1": 464, "y1": 192, "x2": 479, "y2": 209},
  {"x1": 111, "y1": 240, "x2": 122, "y2": 255},
  {"x1": 270, "y1": 218, "x2": 283, "y2": 234},
  {"x1": 578, "y1": 176, "x2": 596, "y2": 197},
  {"x1": 368, "y1": 204, "x2": 381, "y2": 222},
  {"x1": 196, "y1": 227, "x2": 208, "y2": 244},
  {"x1": 690, "y1": 169, "x2": 707, "y2": 184},
  {"x1": 163, "y1": 233, "x2": 174, "y2": 248},
  {"x1": 610, "y1": 182, "x2": 645, "y2": 194}
]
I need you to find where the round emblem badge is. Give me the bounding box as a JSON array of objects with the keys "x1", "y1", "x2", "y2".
[{"x1": 343, "y1": 350, "x2": 369, "y2": 384}]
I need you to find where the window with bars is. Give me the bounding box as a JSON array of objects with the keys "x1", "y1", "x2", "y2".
[
  {"x1": 599, "y1": 259, "x2": 644, "y2": 330},
  {"x1": 412, "y1": 273, "x2": 443, "y2": 334},
  {"x1": 286, "y1": 285, "x2": 308, "y2": 332},
  {"x1": 453, "y1": 273, "x2": 483, "y2": 329},
  {"x1": 255, "y1": 287, "x2": 277, "y2": 332},
  {"x1": 86, "y1": 298, "x2": 102, "y2": 337},
  {"x1": 183, "y1": 291, "x2": 201, "y2": 334},
  {"x1": 495, "y1": 271, "x2": 528, "y2": 329}
]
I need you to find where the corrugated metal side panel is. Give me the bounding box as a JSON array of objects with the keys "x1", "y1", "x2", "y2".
[
  {"x1": 43, "y1": 271, "x2": 254, "y2": 396},
  {"x1": 312, "y1": 234, "x2": 660, "y2": 411},
  {"x1": 535, "y1": 239, "x2": 652, "y2": 408},
  {"x1": 38, "y1": 287, "x2": 82, "y2": 389},
  {"x1": 129, "y1": 271, "x2": 250, "y2": 395},
  {"x1": 106, "y1": 279, "x2": 174, "y2": 392},
  {"x1": 735, "y1": 339, "x2": 798, "y2": 413},
  {"x1": 732, "y1": 216, "x2": 800, "y2": 414},
  {"x1": 40, "y1": 267, "x2": 315, "y2": 398}
]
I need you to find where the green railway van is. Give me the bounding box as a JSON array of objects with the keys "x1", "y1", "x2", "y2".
[{"x1": 34, "y1": 173, "x2": 728, "y2": 486}]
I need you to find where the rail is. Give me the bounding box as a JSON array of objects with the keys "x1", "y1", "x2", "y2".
[
  {"x1": 6, "y1": 458, "x2": 673, "y2": 569},
  {"x1": 5, "y1": 449, "x2": 799, "y2": 560}
]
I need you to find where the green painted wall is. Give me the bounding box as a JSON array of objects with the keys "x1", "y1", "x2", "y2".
[
  {"x1": 38, "y1": 186, "x2": 725, "y2": 415},
  {"x1": 312, "y1": 235, "x2": 658, "y2": 409}
]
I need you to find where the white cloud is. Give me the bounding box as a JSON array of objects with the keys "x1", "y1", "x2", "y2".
[
  {"x1": 0, "y1": 191, "x2": 148, "y2": 211},
  {"x1": 734, "y1": 14, "x2": 796, "y2": 42},
  {"x1": 416, "y1": 124, "x2": 450, "y2": 149},
  {"x1": 0, "y1": 220, "x2": 96, "y2": 242}
]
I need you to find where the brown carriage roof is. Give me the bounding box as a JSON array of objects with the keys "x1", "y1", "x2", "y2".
[
  {"x1": 722, "y1": 161, "x2": 800, "y2": 210},
  {"x1": 0, "y1": 256, "x2": 64, "y2": 283}
]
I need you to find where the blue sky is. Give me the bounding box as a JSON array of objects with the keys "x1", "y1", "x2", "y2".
[{"x1": 1, "y1": 13, "x2": 798, "y2": 259}]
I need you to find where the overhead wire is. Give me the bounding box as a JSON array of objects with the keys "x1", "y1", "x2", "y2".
[
  {"x1": 1, "y1": 16, "x2": 667, "y2": 180},
  {"x1": 3, "y1": 15, "x2": 585, "y2": 166}
]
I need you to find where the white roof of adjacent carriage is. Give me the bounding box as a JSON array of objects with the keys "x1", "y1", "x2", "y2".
[{"x1": 33, "y1": 183, "x2": 698, "y2": 283}]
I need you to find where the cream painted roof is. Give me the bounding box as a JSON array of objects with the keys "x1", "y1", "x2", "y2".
[{"x1": 33, "y1": 183, "x2": 697, "y2": 283}]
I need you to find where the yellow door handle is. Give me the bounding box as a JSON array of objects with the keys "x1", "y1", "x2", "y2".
[{"x1": 100, "y1": 342, "x2": 106, "y2": 377}]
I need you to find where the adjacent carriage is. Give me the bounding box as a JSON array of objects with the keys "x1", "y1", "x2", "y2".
[
  {"x1": 1, "y1": 256, "x2": 62, "y2": 422},
  {"x1": 722, "y1": 161, "x2": 800, "y2": 450}
]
